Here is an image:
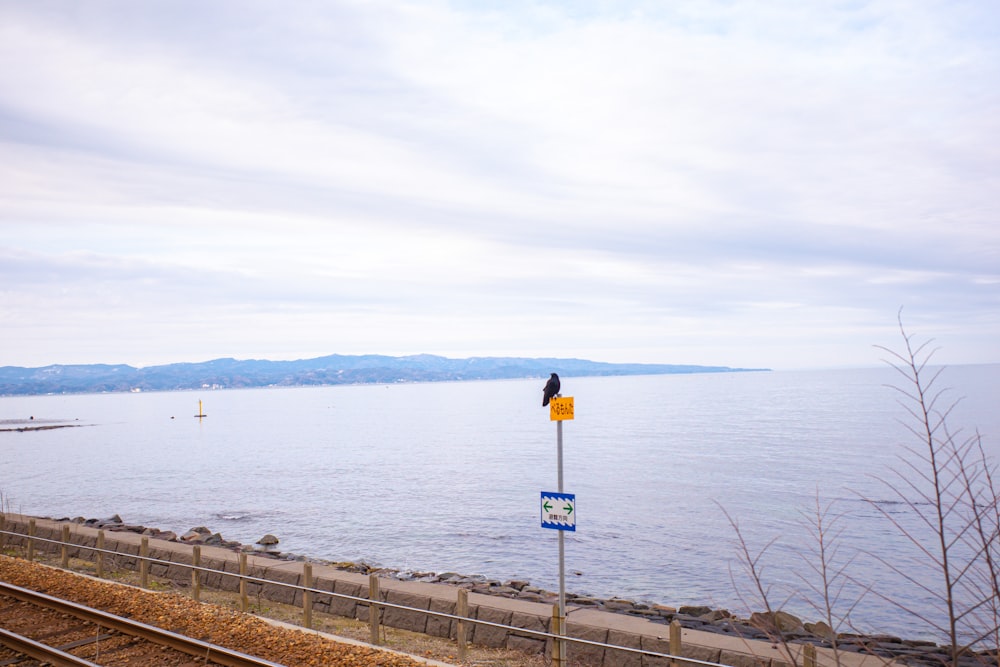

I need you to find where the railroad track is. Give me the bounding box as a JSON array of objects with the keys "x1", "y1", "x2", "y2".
[{"x1": 0, "y1": 580, "x2": 286, "y2": 667}]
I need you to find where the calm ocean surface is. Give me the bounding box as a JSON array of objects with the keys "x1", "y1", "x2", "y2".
[{"x1": 2, "y1": 364, "x2": 998, "y2": 641}]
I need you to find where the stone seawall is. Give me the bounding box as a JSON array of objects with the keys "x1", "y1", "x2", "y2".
[{"x1": 0, "y1": 514, "x2": 934, "y2": 667}]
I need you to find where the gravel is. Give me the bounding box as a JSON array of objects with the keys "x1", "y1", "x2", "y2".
[{"x1": 0, "y1": 556, "x2": 437, "y2": 666}]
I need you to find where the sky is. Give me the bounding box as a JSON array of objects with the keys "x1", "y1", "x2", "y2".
[{"x1": 1, "y1": 1, "x2": 998, "y2": 371}]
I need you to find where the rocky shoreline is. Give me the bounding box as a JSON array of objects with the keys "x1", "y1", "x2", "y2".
[{"x1": 44, "y1": 514, "x2": 995, "y2": 667}]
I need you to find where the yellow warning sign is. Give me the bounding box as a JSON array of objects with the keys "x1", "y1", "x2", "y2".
[{"x1": 549, "y1": 396, "x2": 574, "y2": 421}]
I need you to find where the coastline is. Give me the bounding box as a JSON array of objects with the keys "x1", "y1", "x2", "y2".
[{"x1": 18, "y1": 512, "x2": 981, "y2": 666}]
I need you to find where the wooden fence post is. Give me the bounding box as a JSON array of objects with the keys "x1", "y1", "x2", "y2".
[
  {"x1": 303, "y1": 562, "x2": 313, "y2": 629},
  {"x1": 140, "y1": 537, "x2": 149, "y2": 588},
  {"x1": 551, "y1": 604, "x2": 563, "y2": 667},
  {"x1": 27, "y1": 519, "x2": 35, "y2": 561},
  {"x1": 369, "y1": 573, "x2": 381, "y2": 645},
  {"x1": 803, "y1": 642, "x2": 817, "y2": 667},
  {"x1": 456, "y1": 588, "x2": 469, "y2": 661},
  {"x1": 96, "y1": 531, "x2": 105, "y2": 578},
  {"x1": 191, "y1": 546, "x2": 201, "y2": 602},
  {"x1": 0, "y1": 513, "x2": 7, "y2": 550},
  {"x1": 670, "y1": 619, "x2": 682, "y2": 667},
  {"x1": 239, "y1": 552, "x2": 248, "y2": 612},
  {"x1": 61, "y1": 524, "x2": 70, "y2": 568}
]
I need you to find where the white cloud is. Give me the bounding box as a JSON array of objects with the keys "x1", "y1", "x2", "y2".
[{"x1": 0, "y1": 0, "x2": 998, "y2": 369}]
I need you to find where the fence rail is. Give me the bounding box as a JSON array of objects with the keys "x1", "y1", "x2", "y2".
[{"x1": 0, "y1": 517, "x2": 766, "y2": 667}]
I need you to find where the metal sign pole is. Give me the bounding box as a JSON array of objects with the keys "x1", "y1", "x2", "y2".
[
  {"x1": 542, "y1": 393, "x2": 574, "y2": 667},
  {"x1": 557, "y1": 417, "x2": 566, "y2": 666}
]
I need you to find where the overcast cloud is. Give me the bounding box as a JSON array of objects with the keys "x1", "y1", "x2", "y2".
[{"x1": 1, "y1": 1, "x2": 997, "y2": 370}]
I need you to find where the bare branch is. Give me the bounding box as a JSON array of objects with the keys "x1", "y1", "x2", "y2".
[{"x1": 860, "y1": 313, "x2": 999, "y2": 663}]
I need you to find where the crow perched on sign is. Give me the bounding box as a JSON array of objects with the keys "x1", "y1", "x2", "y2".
[{"x1": 542, "y1": 373, "x2": 561, "y2": 407}]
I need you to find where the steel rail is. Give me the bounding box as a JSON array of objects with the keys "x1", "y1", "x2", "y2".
[
  {"x1": 0, "y1": 627, "x2": 102, "y2": 667},
  {"x1": 0, "y1": 581, "x2": 287, "y2": 667}
]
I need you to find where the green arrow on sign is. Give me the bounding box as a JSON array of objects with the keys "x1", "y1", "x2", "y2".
[
  {"x1": 564, "y1": 504, "x2": 573, "y2": 514},
  {"x1": 543, "y1": 501, "x2": 552, "y2": 512}
]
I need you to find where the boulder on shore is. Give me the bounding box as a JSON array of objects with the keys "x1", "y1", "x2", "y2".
[
  {"x1": 805, "y1": 620, "x2": 836, "y2": 640},
  {"x1": 180, "y1": 528, "x2": 211, "y2": 542},
  {"x1": 749, "y1": 610, "x2": 805, "y2": 634}
]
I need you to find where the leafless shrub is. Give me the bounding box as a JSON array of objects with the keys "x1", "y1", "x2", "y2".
[
  {"x1": 722, "y1": 494, "x2": 870, "y2": 667},
  {"x1": 862, "y1": 312, "x2": 999, "y2": 665},
  {"x1": 722, "y1": 504, "x2": 801, "y2": 666},
  {"x1": 722, "y1": 313, "x2": 997, "y2": 667},
  {"x1": 794, "y1": 492, "x2": 869, "y2": 663}
]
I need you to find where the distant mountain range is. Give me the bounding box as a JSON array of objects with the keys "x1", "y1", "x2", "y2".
[{"x1": 0, "y1": 354, "x2": 768, "y2": 396}]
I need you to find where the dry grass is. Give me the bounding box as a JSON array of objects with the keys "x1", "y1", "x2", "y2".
[{"x1": 9, "y1": 550, "x2": 549, "y2": 667}]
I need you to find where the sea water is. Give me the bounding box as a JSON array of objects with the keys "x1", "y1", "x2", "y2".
[{"x1": 1, "y1": 364, "x2": 998, "y2": 641}]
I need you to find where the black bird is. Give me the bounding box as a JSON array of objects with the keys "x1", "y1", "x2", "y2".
[{"x1": 542, "y1": 373, "x2": 561, "y2": 407}]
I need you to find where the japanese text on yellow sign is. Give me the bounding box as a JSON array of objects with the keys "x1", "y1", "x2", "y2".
[{"x1": 549, "y1": 396, "x2": 574, "y2": 421}]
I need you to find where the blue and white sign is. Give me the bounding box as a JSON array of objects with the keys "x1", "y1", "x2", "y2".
[{"x1": 540, "y1": 491, "x2": 576, "y2": 531}]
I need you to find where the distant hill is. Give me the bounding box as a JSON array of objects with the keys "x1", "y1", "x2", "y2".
[{"x1": 0, "y1": 354, "x2": 768, "y2": 396}]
